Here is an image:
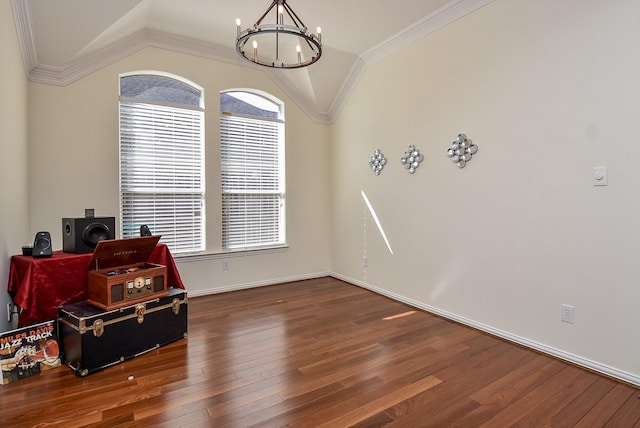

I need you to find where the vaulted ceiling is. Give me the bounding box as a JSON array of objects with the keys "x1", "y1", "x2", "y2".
[{"x1": 11, "y1": 0, "x2": 493, "y2": 123}]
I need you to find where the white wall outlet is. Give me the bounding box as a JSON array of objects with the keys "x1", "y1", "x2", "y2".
[
  {"x1": 593, "y1": 166, "x2": 608, "y2": 186},
  {"x1": 223, "y1": 260, "x2": 230, "y2": 270},
  {"x1": 7, "y1": 303, "x2": 12, "y2": 322},
  {"x1": 561, "y1": 304, "x2": 575, "y2": 324}
]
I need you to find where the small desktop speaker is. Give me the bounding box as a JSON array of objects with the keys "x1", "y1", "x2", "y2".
[
  {"x1": 32, "y1": 231, "x2": 52, "y2": 258},
  {"x1": 140, "y1": 224, "x2": 152, "y2": 237},
  {"x1": 62, "y1": 217, "x2": 115, "y2": 254}
]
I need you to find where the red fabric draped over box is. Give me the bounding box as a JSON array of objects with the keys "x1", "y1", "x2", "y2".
[{"x1": 8, "y1": 244, "x2": 185, "y2": 327}]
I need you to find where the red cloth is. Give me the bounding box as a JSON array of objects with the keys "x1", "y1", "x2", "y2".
[{"x1": 8, "y1": 244, "x2": 184, "y2": 327}]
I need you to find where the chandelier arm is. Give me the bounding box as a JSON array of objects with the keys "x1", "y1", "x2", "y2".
[
  {"x1": 255, "y1": 0, "x2": 279, "y2": 26},
  {"x1": 281, "y1": 2, "x2": 317, "y2": 54},
  {"x1": 281, "y1": 2, "x2": 306, "y2": 30},
  {"x1": 302, "y1": 36, "x2": 316, "y2": 53}
]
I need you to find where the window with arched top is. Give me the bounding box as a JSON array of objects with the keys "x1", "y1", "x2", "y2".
[
  {"x1": 220, "y1": 90, "x2": 285, "y2": 250},
  {"x1": 119, "y1": 72, "x2": 205, "y2": 254}
]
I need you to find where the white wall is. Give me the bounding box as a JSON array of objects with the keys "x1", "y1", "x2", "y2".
[
  {"x1": 0, "y1": 2, "x2": 30, "y2": 332},
  {"x1": 27, "y1": 47, "x2": 331, "y2": 295},
  {"x1": 330, "y1": 0, "x2": 640, "y2": 384}
]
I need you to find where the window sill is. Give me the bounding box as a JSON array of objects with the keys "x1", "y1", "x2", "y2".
[{"x1": 174, "y1": 245, "x2": 289, "y2": 263}]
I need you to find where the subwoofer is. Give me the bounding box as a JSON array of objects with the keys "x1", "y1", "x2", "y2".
[
  {"x1": 62, "y1": 217, "x2": 115, "y2": 254},
  {"x1": 32, "y1": 231, "x2": 52, "y2": 258}
]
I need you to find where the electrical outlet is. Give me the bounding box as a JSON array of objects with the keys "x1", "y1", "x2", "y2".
[
  {"x1": 363, "y1": 256, "x2": 368, "y2": 268},
  {"x1": 561, "y1": 304, "x2": 575, "y2": 324},
  {"x1": 7, "y1": 303, "x2": 13, "y2": 322},
  {"x1": 593, "y1": 166, "x2": 608, "y2": 186},
  {"x1": 223, "y1": 260, "x2": 230, "y2": 270}
]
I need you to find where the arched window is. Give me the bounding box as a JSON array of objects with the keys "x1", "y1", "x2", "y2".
[
  {"x1": 220, "y1": 90, "x2": 285, "y2": 250},
  {"x1": 119, "y1": 72, "x2": 205, "y2": 254}
]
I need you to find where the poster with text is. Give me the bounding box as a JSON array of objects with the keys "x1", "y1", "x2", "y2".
[{"x1": 0, "y1": 320, "x2": 60, "y2": 384}]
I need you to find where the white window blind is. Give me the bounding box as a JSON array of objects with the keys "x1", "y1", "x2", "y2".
[
  {"x1": 220, "y1": 93, "x2": 285, "y2": 251},
  {"x1": 120, "y1": 75, "x2": 205, "y2": 254}
]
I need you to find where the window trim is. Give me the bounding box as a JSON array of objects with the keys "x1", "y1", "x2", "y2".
[
  {"x1": 119, "y1": 71, "x2": 206, "y2": 255},
  {"x1": 220, "y1": 89, "x2": 286, "y2": 252}
]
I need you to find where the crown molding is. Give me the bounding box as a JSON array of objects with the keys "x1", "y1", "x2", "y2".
[
  {"x1": 144, "y1": 29, "x2": 242, "y2": 66},
  {"x1": 326, "y1": 57, "x2": 367, "y2": 123},
  {"x1": 10, "y1": 0, "x2": 38, "y2": 77},
  {"x1": 25, "y1": 29, "x2": 243, "y2": 87},
  {"x1": 264, "y1": 70, "x2": 333, "y2": 124},
  {"x1": 362, "y1": 0, "x2": 495, "y2": 64},
  {"x1": 29, "y1": 31, "x2": 148, "y2": 86},
  {"x1": 12, "y1": 0, "x2": 493, "y2": 123},
  {"x1": 331, "y1": 0, "x2": 496, "y2": 123},
  {"x1": 317, "y1": 0, "x2": 495, "y2": 123}
]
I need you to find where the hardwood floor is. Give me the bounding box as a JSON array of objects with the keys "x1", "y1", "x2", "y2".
[{"x1": 1, "y1": 277, "x2": 639, "y2": 427}]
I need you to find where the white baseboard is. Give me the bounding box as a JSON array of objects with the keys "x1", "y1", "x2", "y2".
[
  {"x1": 330, "y1": 272, "x2": 640, "y2": 388},
  {"x1": 183, "y1": 271, "x2": 639, "y2": 386},
  {"x1": 185, "y1": 271, "x2": 332, "y2": 298}
]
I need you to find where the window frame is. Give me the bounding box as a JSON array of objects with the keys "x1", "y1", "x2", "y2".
[
  {"x1": 219, "y1": 89, "x2": 286, "y2": 252},
  {"x1": 119, "y1": 71, "x2": 206, "y2": 255}
]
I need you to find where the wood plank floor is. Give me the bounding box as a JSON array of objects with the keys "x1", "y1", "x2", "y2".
[{"x1": 1, "y1": 277, "x2": 639, "y2": 427}]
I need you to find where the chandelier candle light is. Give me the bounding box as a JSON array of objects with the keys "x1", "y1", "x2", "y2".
[{"x1": 235, "y1": 0, "x2": 322, "y2": 69}]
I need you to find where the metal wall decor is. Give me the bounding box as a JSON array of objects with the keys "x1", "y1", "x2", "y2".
[
  {"x1": 400, "y1": 144, "x2": 424, "y2": 174},
  {"x1": 369, "y1": 149, "x2": 387, "y2": 175},
  {"x1": 447, "y1": 133, "x2": 478, "y2": 168}
]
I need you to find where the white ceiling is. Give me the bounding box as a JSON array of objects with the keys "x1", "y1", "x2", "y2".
[{"x1": 12, "y1": 0, "x2": 494, "y2": 123}]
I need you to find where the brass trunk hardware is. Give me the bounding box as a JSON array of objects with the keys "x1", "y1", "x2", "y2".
[
  {"x1": 93, "y1": 319, "x2": 104, "y2": 337},
  {"x1": 136, "y1": 304, "x2": 146, "y2": 324},
  {"x1": 172, "y1": 298, "x2": 181, "y2": 315}
]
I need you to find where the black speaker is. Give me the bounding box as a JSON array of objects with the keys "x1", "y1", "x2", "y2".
[
  {"x1": 140, "y1": 224, "x2": 152, "y2": 237},
  {"x1": 32, "y1": 231, "x2": 52, "y2": 258},
  {"x1": 62, "y1": 217, "x2": 115, "y2": 254}
]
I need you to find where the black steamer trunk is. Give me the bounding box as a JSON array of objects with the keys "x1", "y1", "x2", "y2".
[{"x1": 57, "y1": 287, "x2": 187, "y2": 376}]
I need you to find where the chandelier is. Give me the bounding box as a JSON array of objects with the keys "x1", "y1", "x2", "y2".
[{"x1": 235, "y1": 0, "x2": 322, "y2": 69}]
